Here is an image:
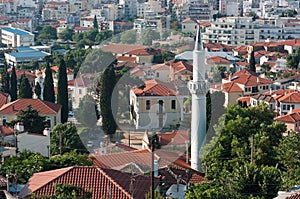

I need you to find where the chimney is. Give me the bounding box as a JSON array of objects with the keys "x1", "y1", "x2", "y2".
[
  {"x1": 269, "y1": 87, "x2": 272, "y2": 95},
  {"x1": 256, "y1": 77, "x2": 259, "y2": 83},
  {"x1": 289, "y1": 106, "x2": 293, "y2": 114},
  {"x1": 154, "y1": 160, "x2": 158, "y2": 177}
]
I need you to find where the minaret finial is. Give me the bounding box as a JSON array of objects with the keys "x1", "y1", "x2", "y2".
[{"x1": 194, "y1": 25, "x2": 203, "y2": 51}]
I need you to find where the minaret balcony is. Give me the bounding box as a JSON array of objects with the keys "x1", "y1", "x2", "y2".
[{"x1": 188, "y1": 81, "x2": 210, "y2": 95}]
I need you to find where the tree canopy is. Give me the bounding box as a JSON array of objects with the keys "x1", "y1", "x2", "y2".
[
  {"x1": 120, "y1": 30, "x2": 137, "y2": 44},
  {"x1": 38, "y1": 26, "x2": 58, "y2": 40},
  {"x1": 76, "y1": 94, "x2": 98, "y2": 128},
  {"x1": 50, "y1": 123, "x2": 88, "y2": 155},
  {"x1": 43, "y1": 62, "x2": 55, "y2": 103},
  {"x1": 19, "y1": 74, "x2": 32, "y2": 99},
  {"x1": 141, "y1": 29, "x2": 160, "y2": 45},
  {"x1": 59, "y1": 27, "x2": 74, "y2": 41},
  {"x1": 186, "y1": 104, "x2": 287, "y2": 199},
  {"x1": 249, "y1": 50, "x2": 256, "y2": 72},
  {"x1": 10, "y1": 65, "x2": 18, "y2": 101},
  {"x1": 57, "y1": 57, "x2": 68, "y2": 123},
  {"x1": 12, "y1": 105, "x2": 45, "y2": 134}
]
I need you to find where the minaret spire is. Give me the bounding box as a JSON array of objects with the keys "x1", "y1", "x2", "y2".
[
  {"x1": 188, "y1": 25, "x2": 209, "y2": 172},
  {"x1": 194, "y1": 25, "x2": 203, "y2": 51}
]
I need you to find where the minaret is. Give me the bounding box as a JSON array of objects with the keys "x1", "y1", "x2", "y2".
[{"x1": 188, "y1": 26, "x2": 209, "y2": 172}]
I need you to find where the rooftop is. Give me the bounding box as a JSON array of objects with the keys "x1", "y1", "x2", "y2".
[{"x1": 1, "y1": 27, "x2": 32, "y2": 36}]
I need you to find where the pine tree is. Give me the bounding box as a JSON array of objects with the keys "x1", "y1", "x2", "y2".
[
  {"x1": 249, "y1": 50, "x2": 256, "y2": 73},
  {"x1": 19, "y1": 74, "x2": 32, "y2": 98},
  {"x1": 100, "y1": 64, "x2": 117, "y2": 135},
  {"x1": 43, "y1": 62, "x2": 55, "y2": 102},
  {"x1": 10, "y1": 65, "x2": 18, "y2": 101},
  {"x1": 34, "y1": 82, "x2": 41, "y2": 99},
  {"x1": 57, "y1": 57, "x2": 68, "y2": 123},
  {"x1": 93, "y1": 15, "x2": 99, "y2": 31},
  {"x1": 1, "y1": 64, "x2": 10, "y2": 93}
]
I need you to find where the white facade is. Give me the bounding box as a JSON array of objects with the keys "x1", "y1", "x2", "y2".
[
  {"x1": 1, "y1": 27, "x2": 34, "y2": 47},
  {"x1": 42, "y1": 1, "x2": 70, "y2": 21}
]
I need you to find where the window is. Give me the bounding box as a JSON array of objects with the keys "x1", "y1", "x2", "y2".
[
  {"x1": 156, "y1": 72, "x2": 159, "y2": 78},
  {"x1": 2, "y1": 116, "x2": 6, "y2": 126},
  {"x1": 171, "y1": 100, "x2": 176, "y2": 109},
  {"x1": 54, "y1": 116, "x2": 57, "y2": 126},
  {"x1": 79, "y1": 89, "x2": 82, "y2": 94},
  {"x1": 146, "y1": 100, "x2": 150, "y2": 110},
  {"x1": 283, "y1": 104, "x2": 286, "y2": 110}
]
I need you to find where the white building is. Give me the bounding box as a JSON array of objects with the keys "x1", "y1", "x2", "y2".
[
  {"x1": 42, "y1": 1, "x2": 70, "y2": 21},
  {"x1": 1, "y1": 27, "x2": 34, "y2": 47}
]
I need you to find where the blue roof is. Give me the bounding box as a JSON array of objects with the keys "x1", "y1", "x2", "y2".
[
  {"x1": 1, "y1": 27, "x2": 31, "y2": 36},
  {"x1": 14, "y1": 46, "x2": 35, "y2": 52},
  {"x1": 7, "y1": 51, "x2": 49, "y2": 58}
]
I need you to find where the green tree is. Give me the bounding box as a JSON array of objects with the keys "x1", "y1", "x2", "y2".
[
  {"x1": 34, "y1": 82, "x2": 42, "y2": 99},
  {"x1": 12, "y1": 105, "x2": 45, "y2": 133},
  {"x1": 38, "y1": 26, "x2": 58, "y2": 40},
  {"x1": 57, "y1": 57, "x2": 68, "y2": 123},
  {"x1": 43, "y1": 62, "x2": 55, "y2": 102},
  {"x1": 50, "y1": 123, "x2": 88, "y2": 155},
  {"x1": 249, "y1": 50, "x2": 256, "y2": 73},
  {"x1": 9, "y1": 65, "x2": 18, "y2": 101},
  {"x1": 59, "y1": 27, "x2": 74, "y2": 41},
  {"x1": 76, "y1": 95, "x2": 98, "y2": 128},
  {"x1": 141, "y1": 29, "x2": 160, "y2": 45},
  {"x1": 1, "y1": 66, "x2": 10, "y2": 93},
  {"x1": 100, "y1": 64, "x2": 117, "y2": 136},
  {"x1": 19, "y1": 74, "x2": 32, "y2": 98},
  {"x1": 120, "y1": 30, "x2": 137, "y2": 44},
  {"x1": 286, "y1": 48, "x2": 300, "y2": 69},
  {"x1": 93, "y1": 15, "x2": 99, "y2": 31}
]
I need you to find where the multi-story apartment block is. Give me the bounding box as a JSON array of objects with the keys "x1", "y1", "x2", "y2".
[
  {"x1": 69, "y1": 0, "x2": 92, "y2": 12},
  {"x1": 134, "y1": 15, "x2": 170, "y2": 35},
  {"x1": 42, "y1": 1, "x2": 70, "y2": 21},
  {"x1": 1, "y1": 27, "x2": 34, "y2": 47},
  {"x1": 18, "y1": 0, "x2": 42, "y2": 11},
  {"x1": 173, "y1": 0, "x2": 212, "y2": 22},
  {"x1": 219, "y1": 0, "x2": 242, "y2": 16},
  {"x1": 118, "y1": 0, "x2": 138, "y2": 20},
  {"x1": 0, "y1": 0, "x2": 17, "y2": 14}
]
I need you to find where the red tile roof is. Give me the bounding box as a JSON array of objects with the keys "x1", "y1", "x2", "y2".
[
  {"x1": 117, "y1": 56, "x2": 136, "y2": 62},
  {"x1": 126, "y1": 48, "x2": 161, "y2": 56},
  {"x1": 0, "y1": 125, "x2": 13, "y2": 136},
  {"x1": 0, "y1": 99, "x2": 61, "y2": 115},
  {"x1": 102, "y1": 44, "x2": 148, "y2": 54},
  {"x1": 157, "y1": 130, "x2": 188, "y2": 146},
  {"x1": 236, "y1": 96, "x2": 251, "y2": 104},
  {"x1": 7, "y1": 68, "x2": 36, "y2": 83},
  {"x1": 223, "y1": 82, "x2": 243, "y2": 93},
  {"x1": 171, "y1": 60, "x2": 193, "y2": 73},
  {"x1": 19, "y1": 166, "x2": 156, "y2": 199},
  {"x1": 0, "y1": 92, "x2": 9, "y2": 108},
  {"x1": 206, "y1": 56, "x2": 231, "y2": 64},
  {"x1": 133, "y1": 79, "x2": 178, "y2": 96},
  {"x1": 228, "y1": 69, "x2": 273, "y2": 86},
  {"x1": 278, "y1": 92, "x2": 300, "y2": 103},
  {"x1": 74, "y1": 74, "x2": 93, "y2": 87},
  {"x1": 151, "y1": 63, "x2": 170, "y2": 71},
  {"x1": 274, "y1": 112, "x2": 300, "y2": 123}
]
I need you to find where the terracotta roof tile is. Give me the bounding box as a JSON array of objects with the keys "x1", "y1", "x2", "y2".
[
  {"x1": 0, "y1": 125, "x2": 13, "y2": 136},
  {"x1": 171, "y1": 60, "x2": 193, "y2": 73},
  {"x1": 151, "y1": 63, "x2": 170, "y2": 71},
  {"x1": 278, "y1": 92, "x2": 300, "y2": 103},
  {"x1": 117, "y1": 56, "x2": 136, "y2": 62},
  {"x1": 223, "y1": 82, "x2": 243, "y2": 93},
  {"x1": 156, "y1": 130, "x2": 188, "y2": 146},
  {"x1": 0, "y1": 92, "x2": 9, "y2": 108},
  {"x1": 102, "y1": 44, "x2": 148, "y2": 54},
  {"x1": 0, "y1": 99, "x2": 61, "y2": 115},
  {"x1": 237, "y1": 96, "x2": 250, "y2": 104},
  {"x1": 206, "y1": 56, "x2": 231, "y2": 64},
  {"x1": 133, "y1": 79, "x2": 178, "y2": 96},
  {"x1": 19, "y1": 166, "x2": 156, "y2": 199},
  {"x1": 228, "y1": 69, "x2": 273, "y2": 86},
  {"x1": 274, "y1": 112, "x2": 300, "y2": 123}
]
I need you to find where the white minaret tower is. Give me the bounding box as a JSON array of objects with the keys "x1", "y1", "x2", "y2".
[{"x1": 188, "y1": 26, "x2": 209, "y2": 172}]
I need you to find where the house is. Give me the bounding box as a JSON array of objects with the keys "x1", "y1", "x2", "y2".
[
  {"x1": 142, "y1": 130, "x2": 189, "y2": 150},
  {"x1": 7, "y1": 68, "x2": 36, "y2": 86},
  {"x1": 92, "y1": 148, "x2": 205, "y2": 197},
  {"x1": 211, "y1": 69, "x2": 273, "y2": 106},
  {"x1": 18, "y1": 166, "x2": 157, "y2": 199},
  {"x1": 181, "y1": 18, "x2": 199, "y2": 34},
  {"x1": 72, "y1": 74, "x2": 93, "y2": 109},
  {"x1": 276, "y1": 91, "x2": 300, "y2": 115},
  {"x1": 274, "y1": 109, "x2": 300, "y2": 134},
  {"x1": 130, "y1": 79, "x2": 186, "y2": 130},
  {"x1": 151, "y1": 63, "x2": 170, "y2": 82},
  {"x1": 0, "y1": 99, "x2": 61, "y2": 129},
  {"x1": 249, "y1": 94, "x2": 276, "y2": 110},
  {"x1": 169, "y1": 60, "x2": 193, "y2": 81},
  {"x1": 1, "y1": 27, "x2": 34, "y2": 47}
]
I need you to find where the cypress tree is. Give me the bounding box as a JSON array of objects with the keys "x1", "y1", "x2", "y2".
[
  {"x1": 57, "y1": 57, "x2": 68, "y2": 123},
  {"x1": 1, "y1": 64, "x2": 10, "y2": 93},
  {"x1": 43, "y1": 62, "x2": 55, "y2": 102},
  {"x1": 93, "y1": 15, "x2": 99, "y2": 31},
  {"x1": 10, "y1": 65, "x2": 17, "y2": 101},
  {"x1": 100, "y1": 64, "x2": 117, "y2": 135},
  {"x1": 19, "y1": 74, "x2": 32, "y2": 98},
  {"x1": 249, "y1": 50, "x2": 256, "y2": 73},
  {"x1": 34, "y1": 82, "x2": 42, "y2": 99}
]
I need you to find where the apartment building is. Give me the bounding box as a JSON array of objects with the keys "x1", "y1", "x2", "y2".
[
  {"x1": 42, "y1": 1, "x2": 70, "y2": 21},
  {"x1": 1, "y1": 27, "x2": 34, "y2": 47}
]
